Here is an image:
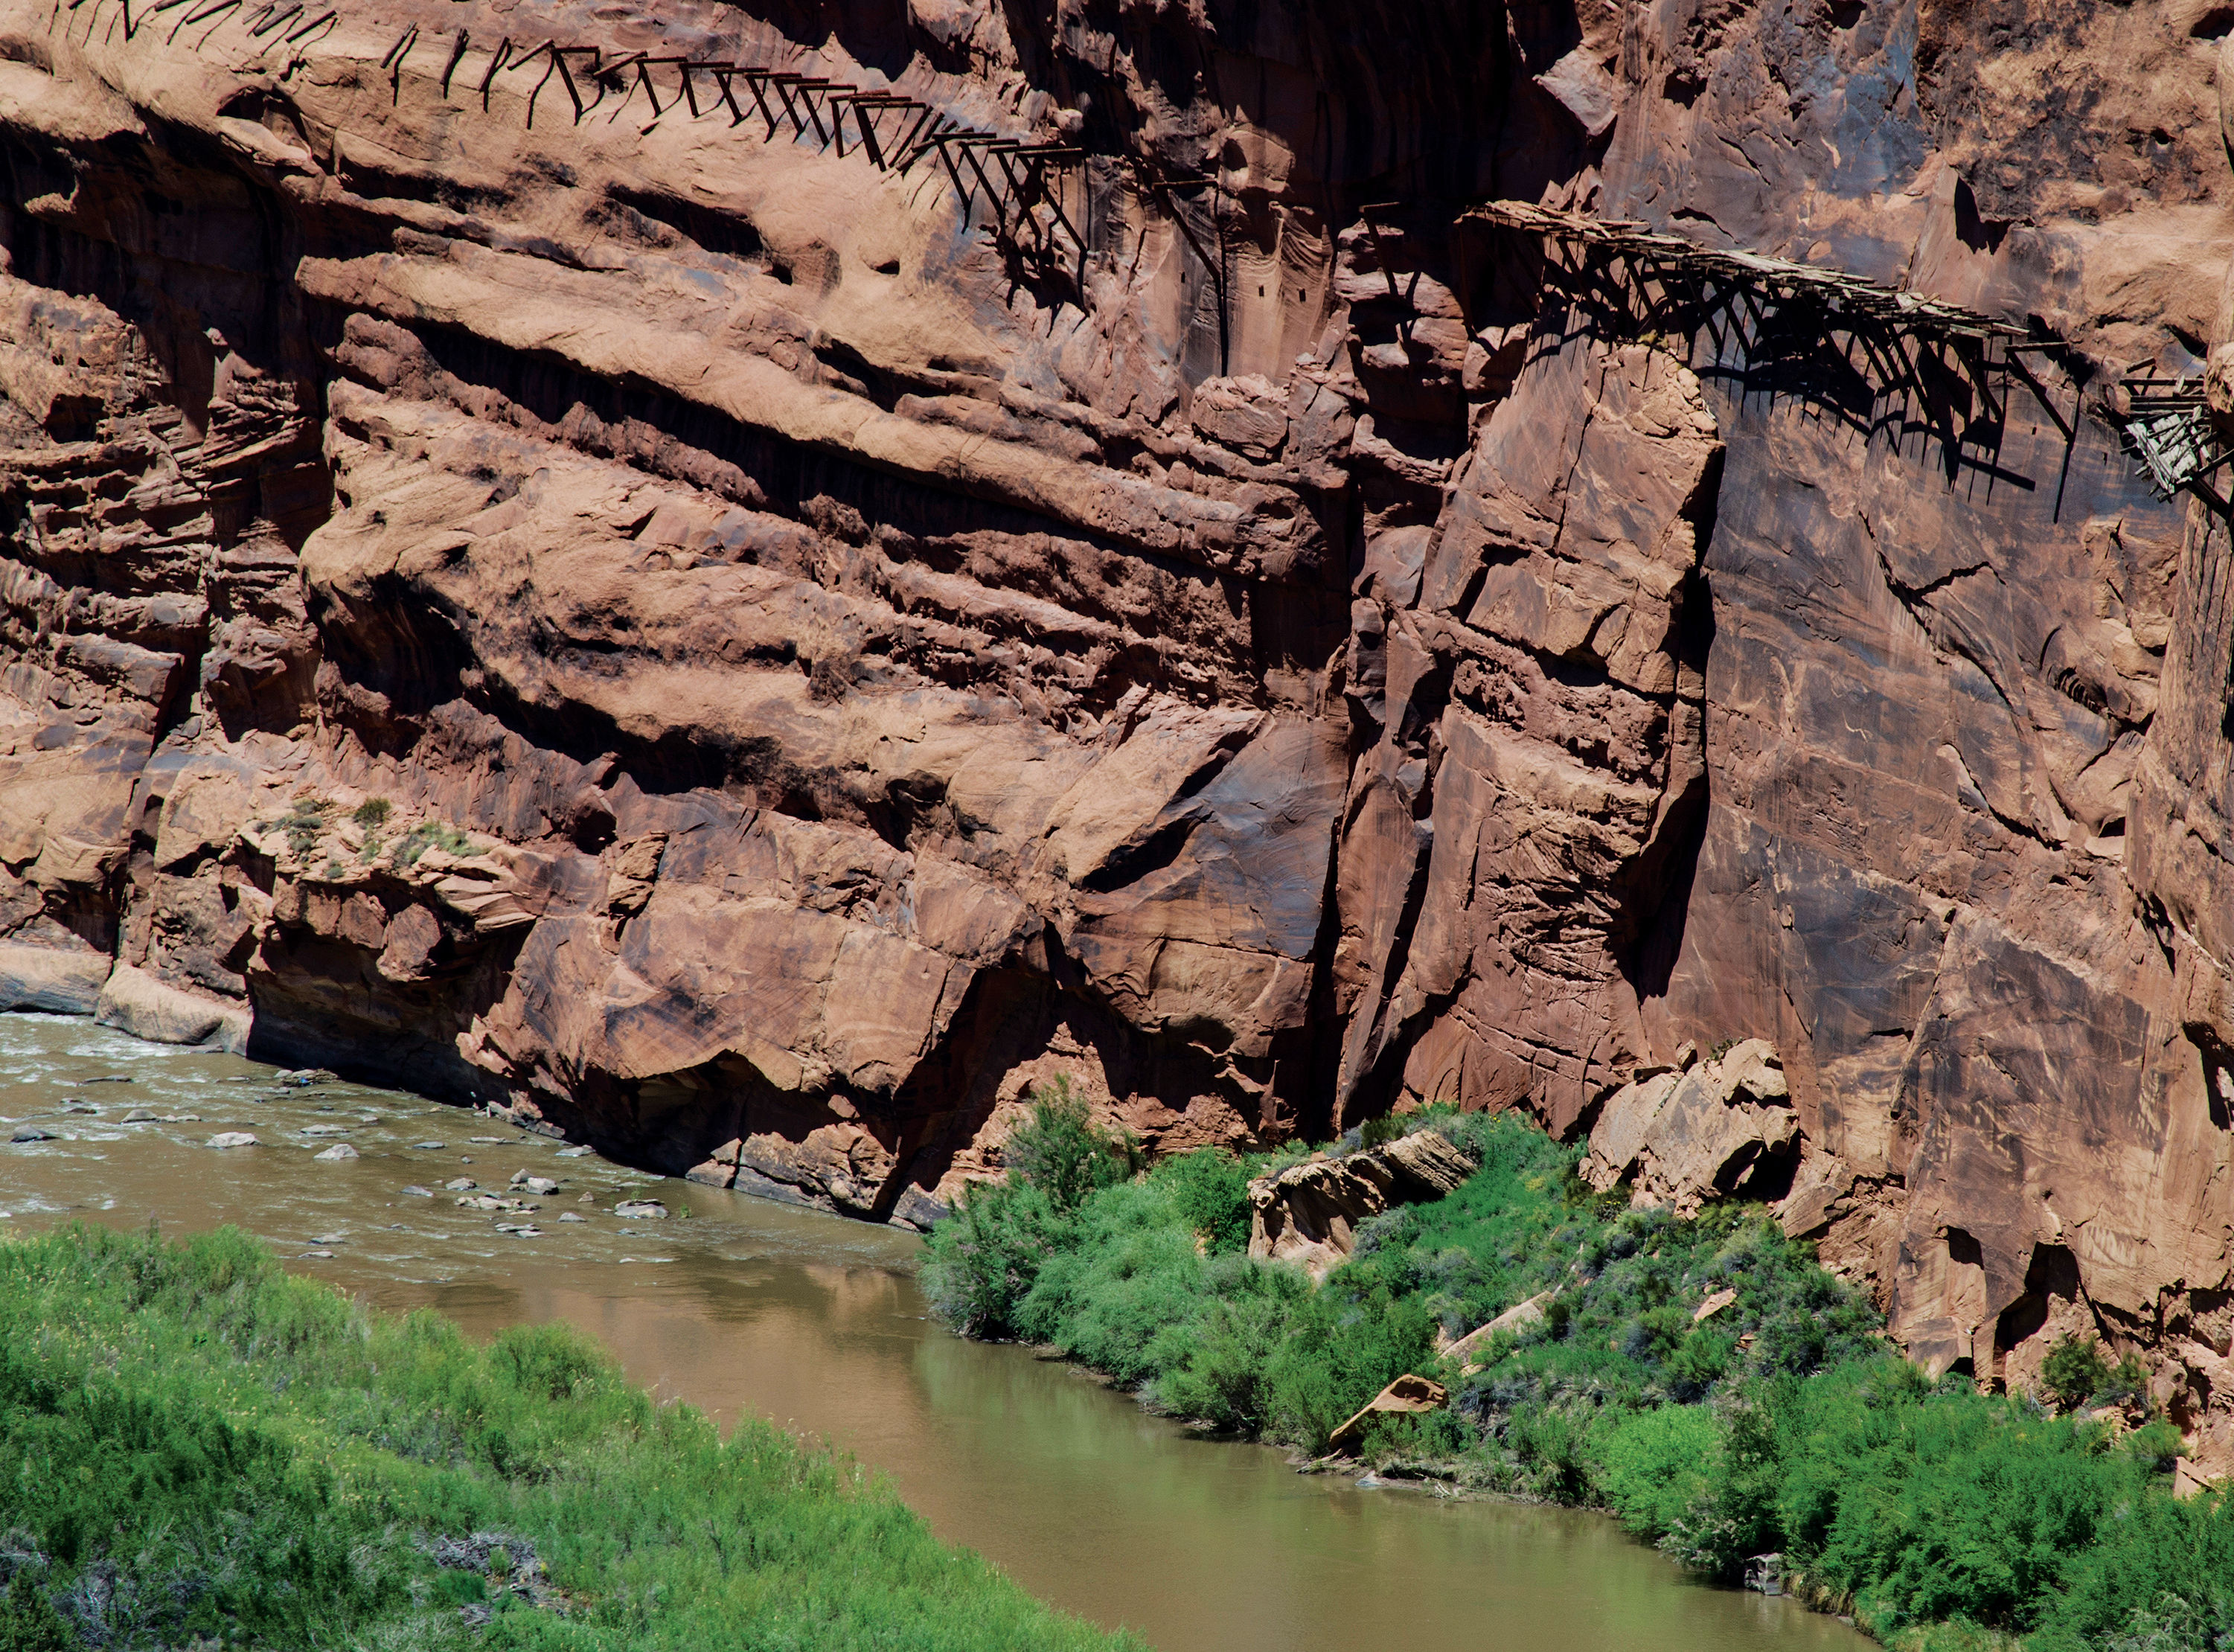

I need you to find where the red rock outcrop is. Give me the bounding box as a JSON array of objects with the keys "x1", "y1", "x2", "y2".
[
  {"x1": 1246, "y1": 1128, "x2": 1476, "y2": 1277},
  {"x1": 1, "y1": 0, "x2": 2233, "y2": 1467},
  {"x1": 1584, "y1": 1040, "x2": 1797, "y2": 1217}
]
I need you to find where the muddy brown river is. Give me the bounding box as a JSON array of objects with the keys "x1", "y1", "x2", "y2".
[{"x1": 0, "y1": 1012, "x2": 1870, "y2": 1652}]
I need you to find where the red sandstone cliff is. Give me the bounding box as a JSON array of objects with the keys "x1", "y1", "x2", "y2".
[{"x1": 2, "y1": 0, "x2": 2233, "y2": 1461}]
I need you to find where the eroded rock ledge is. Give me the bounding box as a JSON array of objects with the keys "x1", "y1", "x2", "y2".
[{"x1": 1, "y1": 0, "x2": 2233, "y2": 1476}]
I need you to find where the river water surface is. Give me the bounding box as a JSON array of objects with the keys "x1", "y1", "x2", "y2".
[{"x1": 0, "y1": 1012, "x2": 1869, "y2": 1652}]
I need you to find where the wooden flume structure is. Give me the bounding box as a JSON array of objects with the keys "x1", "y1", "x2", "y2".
[
  {"x1": 57, "y1": 0, "x2": 1097, "y2": 294},
  {"x1": 50, "y1": 0, "x2": 2219, "y2": 502},
  {"x1": 1468, "y1": 201, "x2": 2087, "y2": 499},
  {"x1": 2112, "y1": 375, "x2": 2231, "y2": 499}
]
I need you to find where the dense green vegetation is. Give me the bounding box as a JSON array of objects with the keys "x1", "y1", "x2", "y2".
[
  {"x1": 924, "y1": 1090, "x2": 2234, "y2": 1651},
  {"x1": 0, "y1": 1223, "x2": 1136, "y2": 1651}
]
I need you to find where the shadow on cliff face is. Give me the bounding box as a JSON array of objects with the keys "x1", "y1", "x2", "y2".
[{"x1": 1616, "y1": 574, "x2": 1716, "y2": 1025}]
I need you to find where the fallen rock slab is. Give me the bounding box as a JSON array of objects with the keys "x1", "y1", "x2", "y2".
[
  {"x1": 1693, "y1": 1287, "x2": 1738, "y2": 1323},
  {"x1": 1328, "y1": 1374, "x2": 1449, "y2": 1455},
  {"x1": 1249, "y1": 1130, "x2": 1476, "y2": 1278},
  {"x1": 1440, "y1": 1290, "x2": 1558, "y2": 1365}
]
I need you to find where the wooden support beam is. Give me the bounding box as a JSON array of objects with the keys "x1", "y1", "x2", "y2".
[
  {"x1": 440, "y1": 31, "x2": 470, "y2": 99},
  {"x1": 170, "y1": 0, "x2": 234, "y2": 44},
  {"x1": 476, "y1": 36, "x2": 511, "y2": 109}
]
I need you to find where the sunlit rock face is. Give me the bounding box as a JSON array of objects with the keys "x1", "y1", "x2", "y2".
[{"x1": 3, "y1": 0, "x2": 2233, "y2": 1459}]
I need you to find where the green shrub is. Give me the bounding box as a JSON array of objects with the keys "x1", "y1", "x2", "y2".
[
  {"x1": 1014, "y1": 1179, "x2": 1206, "y2": 1381},
  {"x1": 279, "y1": 795, "x2": 331, "y2": 860},
  {"x1": 353, "y1": 797, "x2": 393, "y2": 827},
  {"x1": 0, "y1": 1570, "x2": 72, "y2": 1652},
  {"x1": 1002, "y1": 1078, "x2": 1141, "y2": 1214},
  {"x1": 2076, "y1": 1591, "x2": 2234, "y2": 1652},
  {"x1": 395, "y1": 819, "x2": 473, "y2": 868},
  {"x1": 2041, "y1": 1334, "x2": 2113, "y2": 1412},
  {"x1": 1596, "y1": 1405, "x2": 1722, "y2": 1539},
  {"x1": 1357, "y1": 1112, "x2": 1405, "y2": 1150},
  {"x1": 1153, "y1": 1264, "x2": 1311, "y2": 1433},
  {"x1": 929, "y1": 1099, "x2": 2230, "y2": 1649},
  {"x1": 920, "y1": 1177, "x2": 1066, "y2": 1339},
  {"x1": 1156, "y1": 1149, "x2": 1252, "y2": 1254},
  {"x1": 0, "y1": 1223, "x2": 1136, "y2": 1652},
  {"x1": 1259, "y1": 1267, "x2": 1436, "y2": 1452}
]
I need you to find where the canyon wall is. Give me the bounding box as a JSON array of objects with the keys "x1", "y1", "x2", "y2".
[{"x1": 3, "y1": 0, "x2": 2234, "y2": 1458}]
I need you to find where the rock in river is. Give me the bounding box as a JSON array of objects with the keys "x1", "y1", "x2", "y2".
[
  {"x1": 314, "y1": 1143, "x2": 360, "y2": 1162},
  {"x1": 612, "y1": 1200, "x2": 669, "y2": 1220},
  {"x1": 206, "y1": 1133, "x2": 258, "y2": 1150},
  {"x1": 10, "y1": 1124, "x2": 54, "y2": 1144}
]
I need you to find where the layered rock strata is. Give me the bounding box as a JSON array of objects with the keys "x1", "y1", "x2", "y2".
[{"x1": 1, "y1": 0, "x2": 2233, "y2": 1466}]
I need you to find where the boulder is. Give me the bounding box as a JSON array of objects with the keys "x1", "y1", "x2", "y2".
[
  {"x1": 612, "y1": 1200, "x2": 670, "y2": 1220},
  {"x1": 95, "y1": 964, "x2": 251, "y2": 1052},
  {"x1": 1248, "y1": 1130, "x2": 1475, "y2": 1278},
  {"x1": 205, "y1": 1132, "x2": 258, "y2": 1149},
  {"x1": 313, "y1": 1143, "x2": 359, "y2": 1161},
  {"x1": 1584, "y1": 1041, "x2": 1798, "y2": 1216},
  {"x1": 510, "y1": 1171, "x2": 561, "y2": 1195},
  {"x1": 0, "y1": 943, "x2": 111, "y2": 1014},
  {"x1": 9, "y1": 1124, "x2": 53, "y2": 1143},
  {"x1": 1328, "y1": 1374, "x2": 1449, "y2": 1455}
]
